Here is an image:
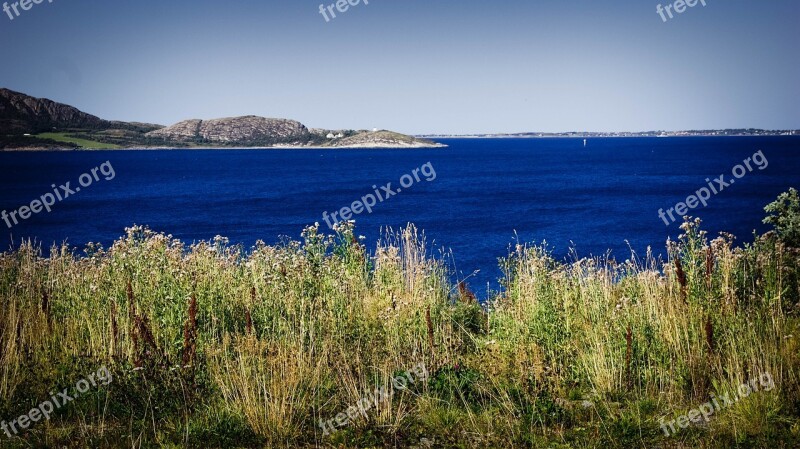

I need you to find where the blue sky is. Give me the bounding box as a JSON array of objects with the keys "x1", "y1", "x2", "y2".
[{"x1": 0, "y1": 0, "x2": 797, "y2": 134}]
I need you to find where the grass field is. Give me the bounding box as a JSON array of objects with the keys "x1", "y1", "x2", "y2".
[
  {"x1": 0, "y1": 191, "x2": 798, "y2": 448},
  {"x1": 36, "y1": 132, "x2": 121, "y2": 149}
]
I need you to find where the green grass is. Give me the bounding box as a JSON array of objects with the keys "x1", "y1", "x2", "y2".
[
  {"x1": 36, "y1": 132, "x2": 121, "y2": 149},
  {"x1": 0, "y1": 200, "x2": 798, "y2": 448}
]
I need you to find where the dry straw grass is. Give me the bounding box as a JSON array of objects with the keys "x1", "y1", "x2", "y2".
[{"x1": 0, "y1": 217, "x2": 797, "y2": 447}]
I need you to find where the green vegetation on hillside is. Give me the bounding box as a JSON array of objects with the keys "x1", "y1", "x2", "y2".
[
  {"x1": 37, "y1": 132, "x2": 121, "y2": 149},
  {"x1": 0, "y1": 191, "x2": 798, "y2": 448},
  {"x1": 0, "y1": 134, "x2": 66, "y2": 150}
]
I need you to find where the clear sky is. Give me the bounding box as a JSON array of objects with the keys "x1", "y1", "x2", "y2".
[{"x1": 0, "y1": 0, "x2": 797, "y2": 134}]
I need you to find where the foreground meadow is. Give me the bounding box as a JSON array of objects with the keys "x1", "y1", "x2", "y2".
[{"x1": 1, "y1": 191, "x2": 799, "y2": 448}]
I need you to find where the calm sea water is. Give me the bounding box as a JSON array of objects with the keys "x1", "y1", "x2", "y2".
[{"x1": 1, "y1": 137, "x2": 798, "y2": 295}]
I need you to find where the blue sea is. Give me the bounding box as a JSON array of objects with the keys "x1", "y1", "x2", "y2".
[{"x1": 1, "y1": 137, "x2": 798, "y2": 295}]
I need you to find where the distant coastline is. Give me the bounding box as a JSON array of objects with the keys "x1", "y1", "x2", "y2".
[
  {"x1": 1, "y1": 142, "x2": 448, "y2": 152},
  {"x1": 0, "y1": 88, "x2": 445, "y2": 151},
  {"x1": 3, "y1": 88, "x2": 796, "y2": 151},
  {"x1": 418, "y1": 129, "x2": 800, "y2": 139}
]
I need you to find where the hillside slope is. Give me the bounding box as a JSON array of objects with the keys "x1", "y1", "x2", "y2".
[{"x1": 0, "y1": 88, "x2": 444, "y2": 149}]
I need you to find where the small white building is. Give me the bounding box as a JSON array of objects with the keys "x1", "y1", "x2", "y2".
[
  {"x1": 326, "y1": 133, "x2": 335, "y2": 139},
  {"x1": 335, "y1": 133, "x2": 344, "y2": 138}
]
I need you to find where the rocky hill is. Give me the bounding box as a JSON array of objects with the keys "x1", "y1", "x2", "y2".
[
  {"x1": 332, "y1": 130, "x2": 439, "y2": 148},
  {"x1": 146, "y1": 116, "x2": 309, "y2": 145},
  {"x1": 0, "y1": 88, "x2": 444, "y2": 149},
  {"x1": 0, "y1": 88, "x2": 108, "y2": 133}
]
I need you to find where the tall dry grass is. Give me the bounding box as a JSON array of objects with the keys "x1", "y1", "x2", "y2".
[{"x1": 0, "y1": 217, "x2": 797, "y2": 448}]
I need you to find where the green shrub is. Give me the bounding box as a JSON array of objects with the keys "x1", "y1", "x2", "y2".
[{"x1": 764, "y1": 187, "x2": 800, "y2": 247}]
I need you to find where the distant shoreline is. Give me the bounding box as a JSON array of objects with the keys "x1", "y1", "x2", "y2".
[
  {"x1": 5, "y1": 134, "x2": 800, "y2": 152},
  {"x1": 418, "y1": 133, "x2": 799, "y2": 139},
  {"x1": 1, "y1": 143, "x2": 449, "y2": 152}
]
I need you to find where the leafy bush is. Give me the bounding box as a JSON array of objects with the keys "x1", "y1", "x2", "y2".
[{"x1": 764, "y1": 187, "x2": 800, "y2": 247}]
